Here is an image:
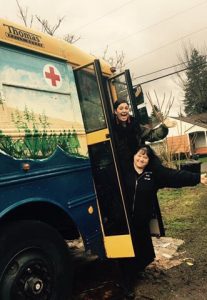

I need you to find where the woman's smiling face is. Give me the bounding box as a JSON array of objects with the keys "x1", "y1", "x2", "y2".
[
  {"x1": 115, "y1": 103, "x2": 130, "y2": 122},
  {"x1": 134, "y1": 149, "x2": 149, "y2": 170}
]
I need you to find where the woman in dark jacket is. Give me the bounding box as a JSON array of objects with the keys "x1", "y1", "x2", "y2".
[
  {"x1": 112, "y1": 98, "x2": 171, "y2": 174},
  {"x1": 118, "y1": 145, "x2": 207, "y2": 298},
  {"x1": 126, "y1": 145, "x2": 207, "y2": 271}
]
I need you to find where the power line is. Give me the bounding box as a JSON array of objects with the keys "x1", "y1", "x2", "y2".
[
  {"x1": 107, "y1": 0, "x2": 207, "y2": 48},
  {"x1": 137, "y1": 68, "x2": 186, "y2": 85},
  {"x1": 135, "y1": 60, "x2": 207, "y2": 85},
  {"x1": 125, "y1": 25, "x2": 207, "y2": 65},
  {"x1": 133, "y1": 54, "x2": 207, "y2": 79},
  {"x1": 71, "y1": 0, "x2": 136, "y2": 33},
  {"x1": 133, "y1": 61, "x2": 188, "y2": 79}
]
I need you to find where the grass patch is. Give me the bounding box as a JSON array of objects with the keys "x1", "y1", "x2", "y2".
[
  {"x1": 199, "y1": 156, "x2": 207, "y2": 163},
  {"x1": 174, "y1": 155, "x2": 207, "y2": 165},
  {"x1": 158, "y1": 185, "x2": 207, "y2": 238}
]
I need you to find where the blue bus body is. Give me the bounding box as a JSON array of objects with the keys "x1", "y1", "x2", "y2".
[{"x1": 0, "y1": 147, "x2": 104, "y2": 256}]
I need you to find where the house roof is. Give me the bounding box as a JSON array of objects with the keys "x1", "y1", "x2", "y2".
[{"x1": 172, "y1": 113, "x2": 207, "y2": 129}]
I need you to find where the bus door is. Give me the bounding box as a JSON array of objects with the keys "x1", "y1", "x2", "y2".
[
  {"x1": 108, "y1": 70, "x2": 164, "y2": 237},
  {"x1": 74, "y1": 60, "x2": 135, "y2": 258}
]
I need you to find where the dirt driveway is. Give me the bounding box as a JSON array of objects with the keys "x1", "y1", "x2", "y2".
[
  {"x1": 71, "y1": 185, "x2": 207, "y2": 300},
  {"x1": 71, "y1": 235, "x2": 207, "y2": 299}
]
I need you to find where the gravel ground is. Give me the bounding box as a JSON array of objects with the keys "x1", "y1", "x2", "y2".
[{"x1": 201, "y1": 162, "x2": 207, "y2": 172}]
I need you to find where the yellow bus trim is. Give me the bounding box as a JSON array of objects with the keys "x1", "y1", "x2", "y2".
[
  {"x1": 104, "y1": 235, "x2": 135, "y2": 258},
  {"x1": 86, "y1": 128, "x2": 109, "y2": 145}
]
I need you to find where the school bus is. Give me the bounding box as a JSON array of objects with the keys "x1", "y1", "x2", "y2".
[{"x1": 0, "y1": 18, "x2": 157, "y2": 300}]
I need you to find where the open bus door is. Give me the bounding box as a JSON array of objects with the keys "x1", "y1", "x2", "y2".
[
  {"x1": 74, "y1": 60, "x2": 135, "y2": 258},
  {"x1": 108, "y1": 70, "x2": 165, "y2": 237}
]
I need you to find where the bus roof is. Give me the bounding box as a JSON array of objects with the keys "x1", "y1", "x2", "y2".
[{"x1": 0, "y1": 18, "x2": 112, "y2": 74}]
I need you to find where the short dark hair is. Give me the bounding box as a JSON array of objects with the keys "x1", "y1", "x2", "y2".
[{"x1": 113, "y1": 98, "x2": 129, "y2": 110}]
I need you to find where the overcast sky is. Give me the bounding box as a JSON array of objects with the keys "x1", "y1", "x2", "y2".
[{"x1": 2, "y1": 0, "x2": 207, "y2": 116}]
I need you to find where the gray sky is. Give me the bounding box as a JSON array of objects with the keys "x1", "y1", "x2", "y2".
[{"x1": 2, "y1": 0, "x2": 207, "y2": 116}]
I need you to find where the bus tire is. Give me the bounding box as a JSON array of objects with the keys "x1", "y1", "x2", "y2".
[{"x1": 0, "y1": 220, "x2": 73, "y2": 300}]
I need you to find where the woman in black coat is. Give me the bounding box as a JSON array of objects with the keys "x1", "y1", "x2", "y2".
[
  {"x1": 118, "y1": 145, "x2": 207, "y2": 298},
  {"x1": 112, "y1": 99, "x2": 170, "y2": 175},
  {"x1": 126, "y1": 145, "x2": 207, "y2": 272}
]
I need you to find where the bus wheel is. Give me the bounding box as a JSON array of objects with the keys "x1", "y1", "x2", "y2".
[{"x1": 0, "y1": 221, "x2": 73, "y2": 300}]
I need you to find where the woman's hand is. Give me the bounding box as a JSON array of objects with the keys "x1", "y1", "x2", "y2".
[{"x1": 201, "y1": 173, "x2": 207, "y2": 185}]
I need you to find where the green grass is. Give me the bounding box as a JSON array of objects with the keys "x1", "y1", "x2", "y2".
[
  {"x1": 158, "y1": 184, "x2": 207, "y2": 237},
  {"x1": 198, "y1": 156, "x2": 207, "y2": 163},
  {"x1": 175, "y1": 155, "x2": 207, "y2": 164}
]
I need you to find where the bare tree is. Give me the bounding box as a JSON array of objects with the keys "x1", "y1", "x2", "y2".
[
  {"x1": 35, "y1": 15, "x2": 64, "y2": 36},
  {"x1": 16, "y1": 0, "x2": 80, "y2": 43},
  {"x1": 174, "y1": 42, "x2": 193, "y2": 90},
  {"x1": 102, "y1": 45, "x2": 125, "y2": 72},
  {"x1": 35, "y1": 16, "x2": 81, "y2": 42},
  {"x1": 16, "y1": 0, "x2": 33, "y2": 27},
  {"x1": 146, "y1": 90, "x2": 175, "y2": 126},
  {"x1": 63, "y1": 33, "x2": 81, "y2": 44},
  {"x1": 145, "y1": 91, "x2": 181, "y2": 168}
]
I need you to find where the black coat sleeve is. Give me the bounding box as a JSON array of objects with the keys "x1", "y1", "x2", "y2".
[
  {"x1": 140, "y1": 124, "x2": 169, "y2": 142},
  {"x1": 153, "y1": 164, "x2": 200, "y2": 189}
]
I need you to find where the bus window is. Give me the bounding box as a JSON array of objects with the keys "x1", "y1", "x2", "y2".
[
  {"x1": 74, "y1": 69, "x2": 106, "y2": 133},
  {"x1": 111, "y1": 73, "x2": 129, "y2": 103}
]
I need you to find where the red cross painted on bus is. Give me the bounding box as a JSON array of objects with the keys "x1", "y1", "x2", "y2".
[{"x1": 45, "y1": 66, "x2": 60, "y2": 86}]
